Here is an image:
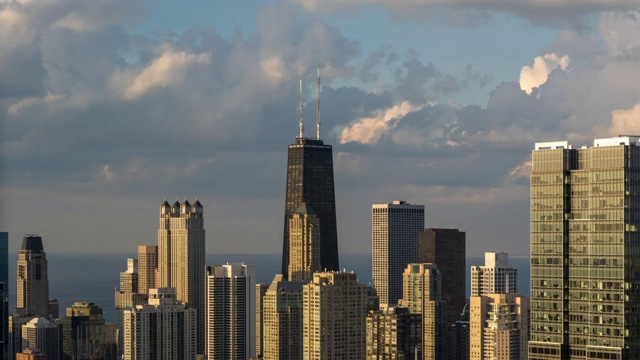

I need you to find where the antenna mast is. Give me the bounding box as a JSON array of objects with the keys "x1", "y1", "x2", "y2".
[
  {"x1": 316, "y1": 66, "x2": 321, "y2": 140},
  {"x1": 299, "y1": 80, "x2": 304, "y2": 139}
]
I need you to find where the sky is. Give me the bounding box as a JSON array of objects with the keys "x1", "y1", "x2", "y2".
[{"x1": 2, "y1": 0, "x2": 640, "y2": 257}]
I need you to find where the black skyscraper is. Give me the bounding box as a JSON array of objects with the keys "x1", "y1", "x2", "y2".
[{"x1": 282, "y1": 137, "x2": 339, "y2": 278}]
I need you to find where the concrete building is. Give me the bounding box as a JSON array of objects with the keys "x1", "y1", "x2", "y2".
[
  {"x1": 206, "y1": 263, "x2": 256, "y2": 360},
  {"x1": 471, "y1": 252, "x2": 517, "y2": 297},
  {"x1": 16, "y1": 236, "x2": 49, "y2": 318},
  {"x1": 261, "y1": 275, "x2": 305, "y2": 360},
  {"x1": 21, "y1": 318, "x2": 60, "y2": 360},
  {"x1": 115, "y1": 292, "x2": 147, "y2": 356},
  {"x1": 47, "y1": 300, "x2": 59, "y2": 320},
  {"x1": 16, "y1": 348, "x2": 46, "y2": 360},
  {"x1": 255, "y1": 283, "x2": 268, "y2": 359},
  {"x1": 287, "y1": 204, "x2": 321, "y2": 282},
  {"x1": 61, "y1": 302, "x2": 116, "y2": 360},
  {"x1": 9, "y1": 314, "x2": 34, "y2": 360},
  {"x1": 302, "y1": 271, "x2": 372, "y2": 360},
  {"x1": 119, "y1": 258, "x2": 138, "y2": 294},
  {"x1": 366, "y1": 307, "x2": 422, "y2": 360},
  {"x1": 137, "y1": 245, "x2": 157, "y2": 295},
  {"x1": 372, "y1": 201, "x2": 425, "y2": 308},
  {"x1": 157, "y1": 199, "x2": 205, "y2": 354},
  {"x1": 469, "y1": 293, "x2": 529, "y2": 360},
  {"x1": 123, "y1": 288, "x2": 196, "y2": 360},
  {"x1": 529, "y1": 137, "x2": 640, "y2": 359},
  {"x1": 399, "y1": 263, "x2": 446, "y2": 360}
]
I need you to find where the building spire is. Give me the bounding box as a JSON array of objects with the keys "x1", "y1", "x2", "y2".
[
  {"x1": 299, "y1": 79, "x2": 304, "y2": 139},
  {"x1": 316, "y1": 66, "x2": 321, "y2": 140}
]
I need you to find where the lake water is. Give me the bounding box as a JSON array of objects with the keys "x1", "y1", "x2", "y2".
[{"x1": 8, "y1": 253, "x2": 530, "y2": 322}]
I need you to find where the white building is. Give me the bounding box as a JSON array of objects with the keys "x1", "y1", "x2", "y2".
[
  {"x1": 372, "y1": 200, "x2": 425, "y2": 308},
  {"x1": 206, "y1": 263, "x2": 256, "y2": 360},
  {"x1": 123, "y1": 288, "x2": 196, "y2": 360},
  {"x1": 471, "y1": 252, "x2": 517, "y2": 297}
]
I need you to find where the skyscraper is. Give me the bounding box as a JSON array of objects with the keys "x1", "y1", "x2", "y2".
[
  {"x1": 206, "y1": 263, "x2": 256, "y2": 360},
  {"x1": 471, "y1": 252, "x2": 517, "y2": 297},
  {"x1": 282, "y1": 78, "x2": 338, "y2": 279},
  {"x1": 137, "y1": 245, "x2": 157, "y2": 295},
  {"x1": 21, "y1": 317, "x2": 61, "y2": 360},
  {"x1": 372, "y1": 200, "x2": 425, "y2": 308},
  {"x1": 157, "y1": 199, "x2": 205, "y2": 354},
  {"x1": 16, "y1": 236, "x2": 49, "y2": 318},
  {"x1": 61, "y1": 302, "x2": 116, "y2": 360},
  {"x1": 123, "y1": 288, "x2": 196, "y2": 360},
  {"x1": 399, "y1": 263, "x2": 446, "y2": 360},
  {"x1": 119, "y1": 258, "x2": 138, "y2": 294},
  {"x1": 302, "y1": 271, "x2": 373, "y2": 360},
  {"x1": 262, "y1": 275, "x2": 305, "y2": 360},
  {"x1": 529, "y1": 137, "x2": 640, "y2": 359},
  {"x1": 366, "y1": 307, "x2": 422, "y2": 360},
  {"x1": 255, "y1": 283, "x2": 268, "y2": 359},
  {"x1": 288, "y1": 203, "x2": 321, "y2": 282},
  {"x1": 469, "y1": 293, "x2": 529, "y2": 360}
]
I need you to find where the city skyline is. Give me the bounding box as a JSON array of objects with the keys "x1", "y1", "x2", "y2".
[{"x1": 4, "y1": 2, "x2": 640, "y2": 257}]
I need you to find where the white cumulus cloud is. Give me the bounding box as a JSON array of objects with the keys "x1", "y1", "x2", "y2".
[
  {"x1": 519, "y1": 53, "x2": 569, "y2": 95},
  {"x1": 121, "y1": 47, "x2": 212, "y2": 101},
  {"x1": 610, "y1": 104, "x2": 640, "y2": 136},
  {"x1": 340, "y1": 101, "x2": 424, "y2": 144}
]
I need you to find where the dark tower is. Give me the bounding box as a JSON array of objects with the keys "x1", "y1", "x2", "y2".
[{"x1": 282, "y1": 74, "x2": 339, "y2": 278}]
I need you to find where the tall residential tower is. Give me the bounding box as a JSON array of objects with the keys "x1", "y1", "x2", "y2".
[
  {"x1": 16, "y1": 236, "x2": 49, "y2": 318},
  {"x1": 471, "y1": 251, "x2": 517, "y2": 297}
]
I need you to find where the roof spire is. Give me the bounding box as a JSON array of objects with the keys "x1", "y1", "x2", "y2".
[
  {"x1": 316, "y1": 66, "x2": 321, "y2": 140},
  {"x1": 299, "y1": 79, "x2": 304, "y2": 139}
]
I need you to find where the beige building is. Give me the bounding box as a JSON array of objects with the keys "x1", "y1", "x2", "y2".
[
  {"x1": 120, "y1": 258, "x2": 138, "y2": 294},
  {"x1": 288, "y1": 203, "x2": 321, "y2": 282},
  {"x1": 157, "y1": 199, "x2": 205, "y2": 353},
  {"x1": 471, "y1": 252, "x2": 517, "y2": 297},
  {"x1": 123, "y1": 288, "x2": 195, "y2": 360},
  {"x1": 398, "y1": 263, "x2": 445, "y2": 360},
  {"x1": 470, "y1": 293, "x2": 529, "y2": 360},
  {"x1": 16, "y1": 236, "x2": 49, "y2": 318},
  {"x1": 302, "y1": 271, "x2": 372, "y2": 360},
  {"x1": 21, "y1": 318, "x2": 60, "y2": 360},
  {"x1": 366, "y1": 307, "x2": 422, "y2": 360},
  {"x1": 262, "y1": 275, "x2": 305, "y2": 360},
  {"x1": 15, "y1": 348, "x2": 46, "y2": 360},
  {"x1": 137, "y1": 246, "x2": 157, "y2": 294}
]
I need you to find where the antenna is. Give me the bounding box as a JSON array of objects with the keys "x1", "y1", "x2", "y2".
[
  {"x1": 299, "y1": 80, "x2": 304, "y2": 139},
  {"x1": 316, "y1": 66, "x2": 321, "y2": 140}
]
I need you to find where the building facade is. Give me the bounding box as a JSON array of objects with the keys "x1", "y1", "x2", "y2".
[
  {"x1": 206, "y1": 263, "x2": 256, "y2": 360},
  {"x1": 123, "y1": 288, "x2": 195, "y2": 360},
  {"x1": 399, "y1": 263, "x2": 445, "y2": 360},
  {"x1": 16, "y1": 236, "x2": 49, "y2": 318},
  {"x1": 529, "y1": 137, "x2": 640, "y2": 359},
  {"x1": 302, "y1": 272, "x2": 372, "y2": 360},
  {"x1": 21, "y1": 317, "x2": 60, "y2": 360},
  {"x1": 261, "y1": 275, "x2": 305, "y2": 360},
  {"x1": 157, "y1": 199, "x2": 205, "y2": 354},
  {"x1": 282, "y1": 137, "x2": 339, "y2": 279},
  {"x1": 16, "y1": 349, "x2": 46, "y2": 360},
  {"x1": 255, "y1": 283, "x2": 268, "y2": 358},
  {"x1": 288, "y1": 203, "x2": 321, "y2": 282},
  {"x1": 469, "y1": 293, "x2": 529, "y2": 360},
  {"x1": 119, "y1": 258, "x2": 138, "y2": 295},
  {"x1": 471, "y1": 252, "x2": 517, "y2": 297},
  {"x1": 61, "y1": 302, "x2": 116, "y2": 360},
  {"x1": 366, "y1": 307, "x2": 422, "y2": 360},
  {"x1": 137, "y1": 245, "x2": 157, "y2": 295},
  {"x1": 372, "y1": 201, "x2": 425, "y2": 308}
]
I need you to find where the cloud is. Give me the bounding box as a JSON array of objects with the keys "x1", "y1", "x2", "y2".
[
  {"x1": 340, "y1": 101, "x2": 424, "y2": 144},
  {"x1": 120, "y1": 47, "x2": 212, "y2": 101},
  {"x1": 610, "y1": 104, "x2": 640, "y2": 136},
  {"x1": 519, "y1": 53, "x2": 570, "y2": 95}
]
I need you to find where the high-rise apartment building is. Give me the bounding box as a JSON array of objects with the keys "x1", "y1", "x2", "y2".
[
  {"x1": 399, "y1": 263, "x2": 446, "y2": 360},
  {"x1": 115, "y1": 292, "x2": 147, "y2": 357},
  {"x1": 157, "y1": 199, "x2": 205, "y2": 354},
  {"x1": 206, "y1": 263, "x2": 256, "y2": 360},
  {"x1": 471, "y1": 252, "x2": 517, "y2": 297},
  {"x1": 123, "y1": 288, "x2": 196, "y2": 360},
  {"x1": 261, "y1": 275, "x2": 305, "y2": 360},
  {"x1": 529, "y1": 137, "x2": 640, "y2": 359},
  {"x1": 120, "y1": 258, "x2": 138, "y2": 294},
  {"x1": 282, "y1": 135, "x2": 339, "y2": 279},
  {"x1": 61, "y1": 302, "x2": 117, "y2": 360},
  {"x1": 302, "y1": 271, "x2": 372, "y2": 360},
  {"x1": 21, "y1": 317, "x2": 61, "y2": 360},
  {"x1": 255, "y1": 283, "x2": 268, "y2": 359},
  {"x1": 469, "y1": 293, "x2": 529, "y2": 360},
  {"x1": 137, "y1": 245, "x2": 157, "y2": 295},
  {"x1": 288, "y1": 203, "x2": 321, "y2": 282},
  {"x1": 372, "y1": 200, "x2": 425, "y2": 308},
  {"x1": 16, "y1": 236, "x2": 49, "y2": 318},
  {"x1": 366, "y1": 307, "x2": 422, "y2": 360}
]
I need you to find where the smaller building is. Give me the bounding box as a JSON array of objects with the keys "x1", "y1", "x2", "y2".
[
  {"x1": 16, "y1": 348, "x2": 46, "y2": 360},
  {"x1": 262, "y1": 275, "x2": 306, "y2": 360},
  {"x1": 471, "y1": 252, "x2": 517, "y2": 297},
  {"x1": 47, "y1": 300, "x2": 59, "y2": 320},
  {"x1": 366, "y1": 307, "x2": 421, "y2": 360},
  {"x1": 21, "y1": 318, "x2": 60, "y2": 360}
]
